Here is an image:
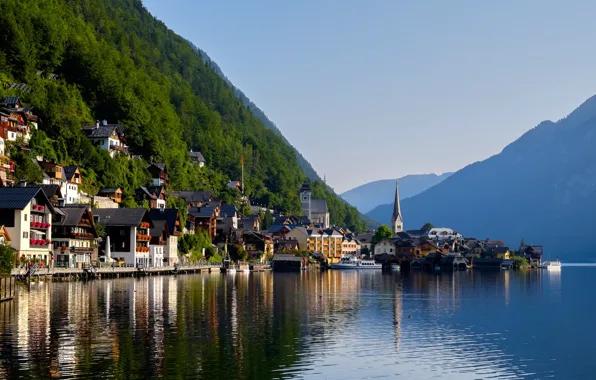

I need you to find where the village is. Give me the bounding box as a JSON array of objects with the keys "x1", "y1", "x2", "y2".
[{"x1": 0, "y1": 97, "x2": 544, "y2": 279}]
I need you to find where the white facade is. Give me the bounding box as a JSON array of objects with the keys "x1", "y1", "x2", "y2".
[
  {"x1": 156, "y1": 198, "x2": 166, "y2": 209},
  {"x1": 150, "y1": 244, "x2": 165, "y2": 267},
  {"x1": 5, "y1": 203, "x2": 53, "y2": 263},
  {"x1": 0, "y1": 137, "x2": 4, "y2": 156},
  {"x1": 427, "y1": 228, "x2": 463, "y2": 242},
  {"x1": 374, "y1": 239, "x2": 396, "y2": 256},
  {"x1": 164, "y1": 235, "x2": 179, "y2": 265},
  {"x1": 61, "y1": 182, "x2": 79, "y2": 205}
]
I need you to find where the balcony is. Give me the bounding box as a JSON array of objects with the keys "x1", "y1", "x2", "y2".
[
  {"x1": 30, "y1": 221, "x2": 50, "y2": 230},
  {"x1": 30, "y1": 238, "x2": 51, "y2": 248},
  {"x1": 31, "y1": 204, "x2": 46, "y2": 214}
]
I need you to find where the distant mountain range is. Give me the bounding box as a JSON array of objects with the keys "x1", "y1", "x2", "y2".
[
  {"x1": 341, "y1": 174, "x2": 452, "y2": 214},
  {"x1": 374, "y1": 95, "x2": 596, "y2": 261}
]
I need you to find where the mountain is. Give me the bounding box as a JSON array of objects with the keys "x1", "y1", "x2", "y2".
[
  {"x1": 388, "y1": 95, "x2": 596, "y2": 261},
  {"x1": 187, "y1": 42, "x2": 321, "y2": 182},
  {"x1": 0, "y1": 0, "x2": 366, "y2": 232},
  {"x1": 342, "y1": 174, "x2": 452, "y2": 214}
]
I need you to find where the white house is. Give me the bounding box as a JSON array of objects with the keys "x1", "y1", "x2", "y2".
[
  {"x1": 374, "y1": 238, "x2": 397, "y2": 256},
  {"x1": 149, "y1": 208, "x2": 182, "y2": 266},
  {"x1": 0, "y1": 186, "x2": 55, "y2": 264},
  {"x1": 81, "y1": 120, "x2": 128, "y2": 158}
]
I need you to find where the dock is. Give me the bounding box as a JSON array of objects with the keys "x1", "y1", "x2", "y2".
[{"x1": 0, "y1": 276, "x2": 15, "y2": 302}]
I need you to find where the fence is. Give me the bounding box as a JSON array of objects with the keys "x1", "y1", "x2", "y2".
[{"x1": 0, "y1": 277, "x2": 15, "y2": 302}]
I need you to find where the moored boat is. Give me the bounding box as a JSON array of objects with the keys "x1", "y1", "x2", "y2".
[
  {"x1": 542, "y1": 259, "x2": 562, "y2": 269},
  {"x1": 330, "y1": 255, "x2": 382, "y2": 270}
]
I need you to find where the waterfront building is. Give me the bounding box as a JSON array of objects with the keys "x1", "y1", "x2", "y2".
[
  {"x1": 483, "y1": 246, "x2": 511, "y2": 260},
  {"x1": 299, "y1": 181, "x2": 330, "y2": 228},
  {"x1": 93, "y1": 208, "x2": 153, "y2": 267},
  {"x1": 520, "y1": 244, "x2": 543, "y2": 267},
  {"x1": 391, "y1": 181, "x2": 404, "y2": 235},
  {"x1": 341, "y1": 235, "x2": 361, "y2": 255},
  {"x1": 0, "y1": 186, "x2": 55, "y2": 264},
  {"x1": 188, "y1": 205, "x2": 219, "y2": 238},
  {"x1": 52, "y1": 205, "x2": 99, "y2": 268},
  {"x1": 242, "y1": 231, "x2": 274, "y2": 262},
  {"x1": 149, "y1": 220, "x2": 168, "y2": 267},
  {"x1": 149, "y1": 208, "x2": 182, "y2": 266},
  {"x1": 355, "y1": 231, "x2": 374, "y2": 252}
]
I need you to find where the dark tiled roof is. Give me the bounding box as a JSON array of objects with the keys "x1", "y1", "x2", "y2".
[
  {"x1": 395, "y1": 231, "x2": 413, "y2": 240},
  {"x1": 170, "y1": 190, "x2": 212, "y2": 203},
  {"x1": 148, "y1": 163, "x2": 166, "y2": 171},
  {"x1": 150, "y1": 220, "x2": 168, "y2": 238},
  {"x1": 149, "y1": 208, "x2": 179, "y2": 233},
  {"x1": 299, "y1": 181, "x2": 311, "y2": 192},
  {"x1": 189, "y1": 151, "x2": 205, "y2": 161},
  {"x1": 485, "y1": 247, "x2": 510, "y2": 255},
  {"x1": 99, "y1": 187, "x2": 120, "y2": 194},
  {"x1": 272, "y1": 254, "x2": 303, "y2": 262},
  {"x1": 37, "y1": 184, "x2": 62, "y2": 199},
  {"x1": 83, "y1": 125, "x2": 120, "y2": 138},
  {"x1": 220, "y1": 204, "x2": 237, "y2": 217},
  {"x1": 1, "y1": 97, "x2": 19, "y2": 107},
  {"x1": 484, "y1": 240, "x2": 505, "y2": 248},
  {"x1": 311, "y1": 199, "x2": 328, "y2": 214},
  {"x1": 0, "y1": 187, "x2": 52, "y2": 210},
  {"x1": 63, "y1": 166, "x2": 78, "y2": 181},
  {"x1": 268, "y1": 224, "x2": 292, "y2": 234},
  {"x1": 189, "y1": 206, "x2": 215, "y2": 218},
  {"x1": 137, "y1": 186, "x2": 157, "y2": 199},
  {"x1": 93, "y1": 208, "x2": 149, "y2": 227},
  {"x1": 405, "y1": 229, "x2": 428, "y2": 237},
  {"x1": 54, "y1": 207, "x2": 87, "y2": 227}
]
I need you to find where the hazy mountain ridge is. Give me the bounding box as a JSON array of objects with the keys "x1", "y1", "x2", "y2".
[
  {"x1": 391, "y1": 95, "x2": 596, "y2": 260},
  {"x1": 342, "y1": 173, "x2": 453, "y2": 214}
]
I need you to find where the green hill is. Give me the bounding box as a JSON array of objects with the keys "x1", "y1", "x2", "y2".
[{"x1": 0, "y1": 0, "x2": 365, "y2": 232}]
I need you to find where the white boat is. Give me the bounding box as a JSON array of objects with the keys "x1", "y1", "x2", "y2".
[
  {"x1": 330, "y1": 255, "x2": 382, "y2": 270},
  {"x1": 542, "y1": 259, "x2": 562, "y2": 269},
  {"x1": 391, "y1": 263, "x2": 400, "y2": 272}
]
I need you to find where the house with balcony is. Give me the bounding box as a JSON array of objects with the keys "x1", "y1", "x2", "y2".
[
  {"x1": 149, "y1": 208, "x2": 182, "y2": 266},
  {"x1": 81, "y1": 120, "x2": 129, "y2": 158},
  {"x1": 149, "y1": 220, "x2": 168, "y2": 267},
  {"x1": 135, "y1": 186, "x2": 166, "y2": 209},
  {"x1": 188, "y1": 205, "x2": 219, "y2": 238},
  {"x1": 38, "y1": 185, "x2": 64, "y2": 207},
  {"x1": 52, "y1": 205, "x2": 99, "y2": 268},
  {"x1": 147, "y1": 163, "x2": 169, "y2": 187},
  {"x1": 93, "y1": 208, "x2": 153, "y2": 267},
  {"x1": 37, "y1": 160, "x2": 65, "y2": 186},
  {"x1": 97, "y1": 187, "x2": 123, "y2": 204},
  {"x1": 0, "y1": 186, "x2": 55, "y2": 264},
  {"x1": 241, "y1": 231, "x2": 273, "y2": 262},
  {"x1": 0, "y1": 97, "x2": 37, "y2": 143}
]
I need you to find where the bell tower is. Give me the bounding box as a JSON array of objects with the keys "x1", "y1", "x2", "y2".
[
  {"x1": 299, "y1": 181, "x2": 311, "y2": 219},
  {"x1": 391, "y1": 181, "x2": 403, "y2": 235}
]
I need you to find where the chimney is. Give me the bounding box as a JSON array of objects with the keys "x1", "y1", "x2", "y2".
[
  {"x1": 102, "y1": 119, "x2": 108, "y2": 126},
  {"x1": 95, "y1": 120, "x2": 100, "y2": 128},
  {"x1": 19, "y1": 179, "x2": 27, "y2": 187}
]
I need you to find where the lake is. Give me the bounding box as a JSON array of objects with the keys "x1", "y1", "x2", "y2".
[{"x1": 0, "y1": 267, "x2": 591, "y2": 379}]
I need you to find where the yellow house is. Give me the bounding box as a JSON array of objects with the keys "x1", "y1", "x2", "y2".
[{"x1": 484, "y1": 247, "x2": 510, "y2": 259}]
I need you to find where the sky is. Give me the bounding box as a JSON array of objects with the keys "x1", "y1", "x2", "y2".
[{"x1": 143, "y1": 0, "x2": 596, "y2": 193}]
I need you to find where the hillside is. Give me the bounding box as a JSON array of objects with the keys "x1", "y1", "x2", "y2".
[
  {"x1": 396, "y1": 95, "x2": 596, "y2": 261},
  {"x1": 342, "y1": 173, "x2": 452, "y2": 214},
  {"x1": 0, "y1": 0, "x2": 365, "y2": 232}
]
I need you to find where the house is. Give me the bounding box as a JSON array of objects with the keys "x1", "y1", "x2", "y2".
[
  {"x1": 355, "y1": 231, "x2": 374, "y2": 251},
  {"x1": 440, "y1": 254, "x2": 469, "y2": 270},
  {"x1": 266, "y1": 224, "x2": 294, "y2": 237},
  {"x1": 226, "y1": 181, "x2": 241, "y2": 191},
  {"x1": 285, "y1": 227, "x2": 309, "y2": 250},
  {"x1": 0, "y1": 186, "x2": 55, "y2": 264},
  {"x1": 521, "y1": 245, "x2": 543, "y2": 267},
  {"x1": 217, "y1": 204, "x2": 239, "y2": 238},
  {"x1": 37, "y1": 160, "x2": 65, "y2": 185},
  {"x1": 38, "y1": 185, "x2": 64, "y2": 207},
  {"x1": 0, "y1": 138, "x2": 15, "y2": 187},
  {"x1": 189, "y1": 150, "x2": 205, "y2": 167},
  {"x1": 427, "y1": 228, "x2": 463, "y2": 243},
  {"x1": 135, "y1": 186, "x2": 166, "y2": 209},
  {"x1": 242, "y1": 231, "x2": 273, "y2": 261},
  {"x1": 313, "y1": 228, "x2": 343, "y2": 263},
  {"x1": 52, "y1": 206, "x2": 99, "y2": 268},
  {"x1": 299, "y1": 181, "x2": 330, "y2": 228},
  {"x1": 274, "y1": 238, "x2": 299, "y2": 253},
  {"x1": 149, "y1": 220, "x2": 168, "y2": 267},
  {"x1": 483, "y1": 239, "x2": 506, "y2": 248},
  {"x1": 93, "y1": 208, "x2": 153, "y2": 267},
  {"x1": 483, "y1": 246, "x2": 511, "y2": 260},
  {"x1": 238, "y1": 214, "x2": 260, "y2": 231},
  {"x1": 188, "y1": 205, "x2": 219, "y2": 238},
  {"x1": 147, "y1": 163, "x2": 169, "y2": 187},
  {"x1": 170, "y1": 190, "x2": 213, "y2": 207},
  {"x1": 149, "y1": 208, "x2": 182, "y2": 266},
  {"x1": 374, "y1": 238, "x2": 396, "y2": 256},
  {"x1": 97, "y1": 187, "x2": 123, "y2": 204},
  {"x1": 341, "y1": 236, "x2": 360, "y2": 255},
  {"x1": 272, "y1": 254, "x2": 306, "y2": 272},
  {"x1": 81, "y1": 120, "x2": 128, "y2": 157},
  {"x1": 0, "y1": 97, "x2": 37, "y2": 143},
  {"x1": 62, "y1": 166, "x2": 82, "y2": 204}
]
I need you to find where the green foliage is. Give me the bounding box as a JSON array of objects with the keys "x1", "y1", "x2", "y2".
[
  {"x1": 178, "y1": 230, "x2": 212, "y2": 261},
  {"x1": 0, "y1": 244, "x2": 15, "y2": 275},
  {"x1": 371, "y1": 225, "x2": 393, "y2": 251},
  {"x1": 239, "y1": 202, "x2": 252, "y2": 216},
  {"x1": 167, "y1": 196, "x2": 187, "y2": 229},
  {"x1": 421, "y1": 222, "x2": 434, "y2": 231},
  {"x1": 94, "y1": 222, "x2": 106, "y2": 238},
  {"x1": 310, "y1": 181, "x2": 365, "y2": 233},
  {"x1": 11, "y1": 150, "x2": 43, "y2": 184},
  {"x1": 229, "y1": 244, "x2": 248, "y2": 262},
  {"x1": 207, "y1": 251, "x2": 222, "y2": 264},
  {"x1": 512, "y1": 255, "x2": 529, "y2": 268},
  {"x1": 260, "y1": 209, "x2": 274, "y2": 230}
]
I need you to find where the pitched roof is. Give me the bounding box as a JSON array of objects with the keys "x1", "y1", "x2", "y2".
[
  {"x1": 54, "y1": 207, "x2": 87, "y2": 227},
  {"x1": 220, "y1": 204, "x2": 238, "y2": 217},
  {"x1": 189, "y1": 206, "x2": 215, "y2": 218},
  {"x1": 82, "y1": 123, "x2": 124, "y2": 139},
  {"x1": 170, "y1": 190, "x2": 212, "y2": 203},
  {"x1": 63, "y1": 166, "x2": 79, "y2": 181},
  {"x1": 99, "y1": 187, "x2": 121, "y2": 194},
  {"x1": 189, "y1": 151, "x2": 205, "y2": 162},
  {"x1": 93, "y1": 208, "x2": 149, "y2": 226},
  {"x1": 37, "y1": 184, "x2": 62, "y2": 199},
  {"x1": 272, "y1": 254, "x2": 303, "y2": 262},
  {"x1": 1, "y1": 97, "x2": 20, "y2": 107},
  {"x1": 137, "y1": 186, "x2": 157, "y2": 199},
  {"x1": 485, "y1": 246, "x2": 510, "y2": 255},
  {"x1": 150, "y1": 220, "x2": 168, "y2": 238},
  {"x1": 149, "y1": 208, "x2": 179, "y2": 233},
  {"x1": 0, "y1": 187, "x2": 54, "y2": 211},
  {"x1": 148, "y1": 162, "x2": 166, "y2": 171},
  {"x1": 311, "y1": 199, "x2": 328, "y2": 214}
]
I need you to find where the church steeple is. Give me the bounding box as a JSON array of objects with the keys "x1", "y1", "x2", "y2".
[{"x1": 391, "y1": 181, "x2": 403, "y2": 235}]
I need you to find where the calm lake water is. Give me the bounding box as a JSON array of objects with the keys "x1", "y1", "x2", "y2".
[{"x1": 0, "y1": 267, "x2": 592, "y2": 379}]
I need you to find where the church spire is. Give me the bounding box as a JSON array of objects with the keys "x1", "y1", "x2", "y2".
[{"x1": 391, "y1": 181, "x2": 403, "y2": 235}]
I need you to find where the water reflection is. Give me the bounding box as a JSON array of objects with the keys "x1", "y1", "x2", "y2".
[{"x1": 0, "y1": 268, "x2": 593, "y2": 379}]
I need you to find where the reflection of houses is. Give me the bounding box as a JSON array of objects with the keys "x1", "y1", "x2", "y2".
[
  {"x1": 93, "y1": 208, "x2": 153, "y2": 267},
  {"x1": 52, "y1": 206, "x2": 99, "y2": 268},
  {"x1": 0, "y1": 186, "x2": 54, "y2": 263},
  {"x1": 147, "y1": 163, "x2": 169, "y2": 187},
  {"x1": 149, "y1": 208, "x2": 182, "y2": 266},
  {"x1": 97, "y1": 187, "x2": 123, "y2": 204},
  {"x1": 81, "y1": 120, "x2": 128, "y2": 158},
  {"x1": 135, "y1": 186, "x2": 166, "y2": 209}
]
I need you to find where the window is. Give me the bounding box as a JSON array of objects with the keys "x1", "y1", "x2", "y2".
[
  {"x1": 24, "y1": 214, "x2": 27, "y2": 221},
  {"x1": 120, "y1": 229, "x2": 126, "y2": 236},
  {"x1": 23, "y1": 232, "x2": 28, "y2": 238}
]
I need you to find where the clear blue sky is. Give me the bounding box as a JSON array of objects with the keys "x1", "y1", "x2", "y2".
[{"x1": 143, "y1": 0, "x2": 596, "y2": 193}]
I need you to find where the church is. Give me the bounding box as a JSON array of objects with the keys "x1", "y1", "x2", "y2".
[
  {"x1": 299, "y1": 181, "x2": 330, "y2": 228},
  {"x1": 391, "y1": 181, "x2": 403, "y2": 235}
]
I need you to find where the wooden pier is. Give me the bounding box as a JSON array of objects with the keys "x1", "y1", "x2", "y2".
[{"x1": 0, "y1": 277, "x2": 15, "y2": 302}]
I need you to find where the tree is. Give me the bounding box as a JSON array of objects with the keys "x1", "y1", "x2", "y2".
[
  {"x1": 371, "y1": 225, "x2": 393, "y2": 252},
  {"x1": 239, "y1": 202, "x2": 252, "y2": 216},
  {"x1": 421, "y1": 222, "x2": 434, "y2": 231},
  {"x1": 0, "y1": 244, "x2": 15, "y2": 275},
  {"x1": 261, "y1": 209, "x2": 274, "y2": 230},
  {"x1": 229, "y1": 244, "x2": 248, "y2": 262},
  {"x1": 12, "y1": 150, "x2": 43, "y2": 184}
]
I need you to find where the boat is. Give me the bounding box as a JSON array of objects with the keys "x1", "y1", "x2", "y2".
[
  {"x1": 391, "y1": 263, "x2": 400, "y2": 272},
  {"x1": 330, "y1": 255, "x2": 382, "y2": 270},
  {"x1": 542, "y1": 259, "x2": 562, "y2": 270},
  {"x1": 223, "y1": 259, "x2": 237, "y2": 274}
]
